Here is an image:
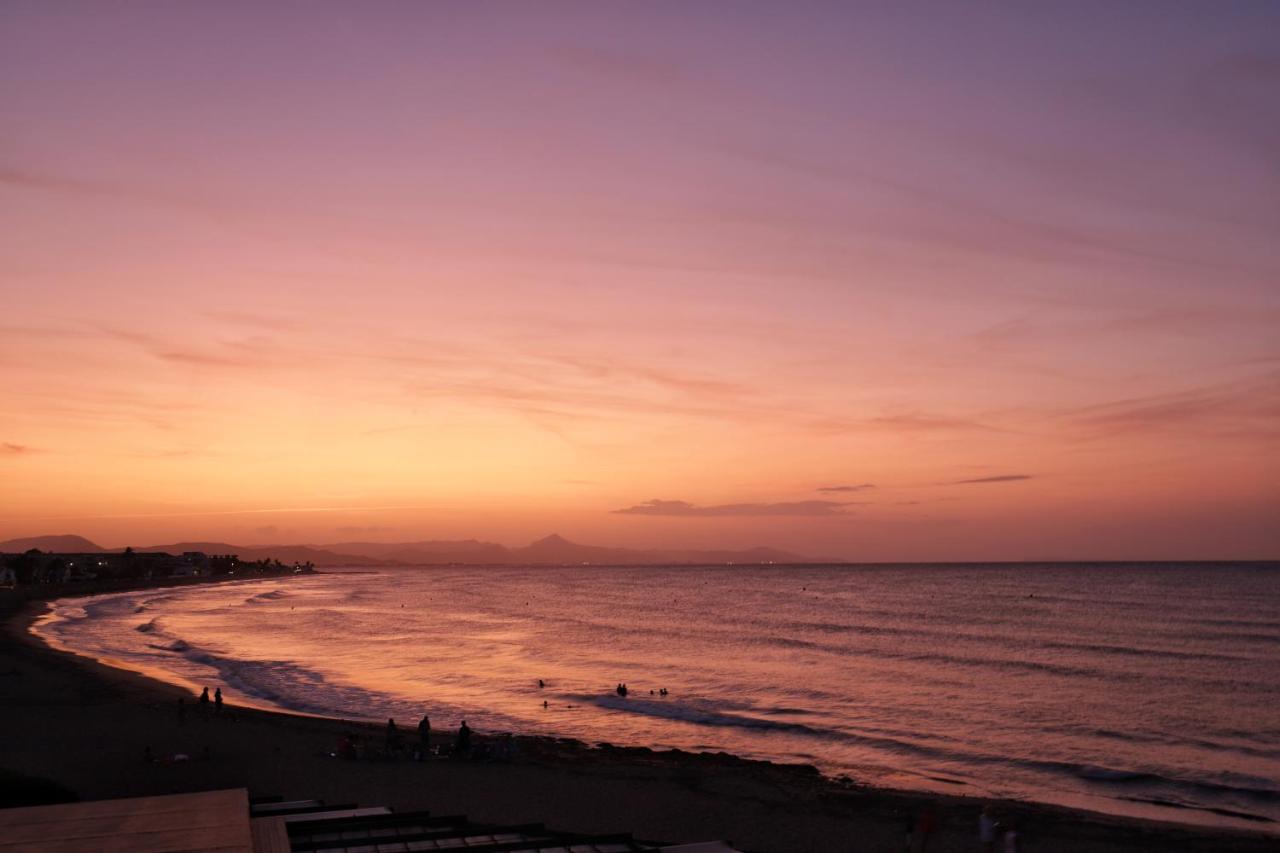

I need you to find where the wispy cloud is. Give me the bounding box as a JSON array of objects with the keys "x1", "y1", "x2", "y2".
[
  {"x1": 2, "y1": 442, "x2": 38, "y2": 455},
  {"x1": 864, "y1": 413, "x2": 1006, "y2": 433},
  {"x1": 816, "y1": 483, "x2": 875, "y2": 493},
  {"x1": 204, "y1": 310, "x2": 299, "y2": 331},
  {"x1": 98, "y1": 327, "x2": 289, "y2": 371},
  {"x1": 24, "y1": 504, "x2": 441, "y2": 521},
  {"x1": 554, "y1": 45, "x2": 692, "y2": 89},
  {"x1": 948, "y1": 474, "x2": 1034, "y2": 485},
  {"x1": 613, "y1": 499, "x2": 853, "y2": 517},
  {"x1": 1067, "y1": 375, "x2": 1280, "y2": 440}
]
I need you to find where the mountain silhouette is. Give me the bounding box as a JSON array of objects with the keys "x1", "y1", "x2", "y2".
[
  {"x1": 1, "y1": 533, "x2": 830, "y2": 566},
  {"x1": 0, "y1": 534, "x2": 105, "y2": 553}
]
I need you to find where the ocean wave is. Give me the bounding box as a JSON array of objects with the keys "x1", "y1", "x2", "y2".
[
  {"x1": 54, "y1": 605, "x2": 89, "y2": 621},
  {"x1": 1034, "y1": 639, "x2": 1250, "y2": 664},
  {"x1": 33, "y1": 565, "x2": 1280, "y2": 831},
  {"x1": 576, "y1": 693, "x2": 989, "y2": 768},
  {"x1": 583, "y1": 692, "x2": 1280, "y2": 811},
  {"x1": 1067, "y1": 763, "x2": 1280, "y2": 804},
  {"x1": 1177, "y1": 630, "x2": 1280, "y2": 645},
  {"x1": 245, "y1": 589, "x2": 289, "y2": 604},
  {"x1": 1077, "y1": 765, "x2": 1149, "y2": 781},
  {"x1": 583, "y1": 694, "x2": 822, "y2": 733}
]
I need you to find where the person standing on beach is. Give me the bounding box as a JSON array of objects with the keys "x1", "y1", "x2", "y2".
[
  {"x1": 979, "y1": 805, "x2": 997, "y2": 853},
  {"x1": 198, "y1": 686, "x2": 209, "y2": 715},
  {"x1": 417, "y1": 714, "x2": 430, "y2": 757},
  {"x1": 385, "y1": 718, "x2": 402, "y2": 755},
  {"x1": 214, "y1": 687, "x2": 223, "y2": 714},
  {"x1": 911, "y1": 807, "x2": 937, "y2": 853},
  {"x1": 1002, "y1": 820, "x2": 1018, "y2": 853},
  {"x1": 456, "y1": 719, "x2": 471, "y2": 758}
]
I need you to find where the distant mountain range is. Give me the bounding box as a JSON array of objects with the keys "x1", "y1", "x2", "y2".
[{"x1": 0, "y1": 532, "x2": 829, "y2": 566}]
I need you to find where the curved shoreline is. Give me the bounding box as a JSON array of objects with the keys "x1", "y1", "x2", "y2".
[
  {"x1": 28, "y1": 581, "x2": 1280, "y2": 833},
  {"x1": 2, "y1": 587, "x2": 1277, "y2": 851}
]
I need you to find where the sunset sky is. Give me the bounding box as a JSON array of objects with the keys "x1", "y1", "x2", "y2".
[{"x1": 2, "y1": 2, "x2": 1277, "y2": 560}]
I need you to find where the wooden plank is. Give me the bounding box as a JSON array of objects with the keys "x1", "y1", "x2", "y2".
[
  {"x1": 0, "y1": 788, "x2": 253, "y2": 853},
  {"x1": 250, "y1": 817, "x2": 292, "y2": 853}
]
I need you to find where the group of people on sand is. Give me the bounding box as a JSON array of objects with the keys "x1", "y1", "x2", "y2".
[
  {"x1": 904, "y1": 804, "x2": 1018, "y2": 853},
  {"x1": 176, "y1": 686, "x2": 224, "y2": 722},
  {"x1": 979, "y1": 805, "x2": 1018, "y2": 853},
  {"x1": 367, "y1": 714, "x2": 473, "y2": 761}
]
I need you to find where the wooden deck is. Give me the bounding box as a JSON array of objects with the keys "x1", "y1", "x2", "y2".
[
  {"x1": 249, "y1": 816, "x2": 292, "y2": 853},
  {"x1": 0, "y1": 788, "x2": 253, "y2": 853}
]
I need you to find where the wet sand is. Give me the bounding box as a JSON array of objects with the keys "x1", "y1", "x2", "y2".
[{"x1": 1, "y1": 592, "x2": 1274, "y2": 853}]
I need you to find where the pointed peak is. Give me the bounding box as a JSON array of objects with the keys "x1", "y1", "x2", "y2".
[{"x1": 532, "y1": 533, "x2": 572, "y2": 546}]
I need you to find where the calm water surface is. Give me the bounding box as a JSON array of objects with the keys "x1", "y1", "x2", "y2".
[{"x1": 35, "y1": 563, "x2": 1280, "y2": 832}]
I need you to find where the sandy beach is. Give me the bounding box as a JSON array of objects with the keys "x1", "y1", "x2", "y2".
[{"x1": 0, "y1": 587, "x2": 1273, "y2": 853}]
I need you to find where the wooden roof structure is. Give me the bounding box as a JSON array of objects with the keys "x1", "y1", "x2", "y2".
[
  {"x1": 0, "y1": 788, "x2": 742, "y2": 853},
  {"x1": 0, "y1": 788, "x2": 252, "y2": 853}
]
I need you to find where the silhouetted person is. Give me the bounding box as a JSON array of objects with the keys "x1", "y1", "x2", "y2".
[
  {"x1": 898, "y1": 809, "x2": 914, "y2": 851},
  {"x1": 385, "y1": 718, "x2": 402, "y2": 754},
  {"x1": 912, "y1": 806, "x2": 938, "y2": 853},
  {"x1": 199, "y1": 687, "x2": 209, "y2": 710},
  {"x1": 214, "y1": 688, "x2": 223, "y2": 714},
  {"x1": 538, "y1": 679, "x2": 545, "y2": 688},
  {"x1": 456, "y1": 719, "x2": 471, "y2": 757},
  {"x1": 417, "y1": 714, "x2": 430, "y2": 754},
  {"x1": 980, "y1": 805, "x2": 997, "y2": 853},
  {"x1": 1002, "y1": 819, "x2": 1019, "y2": 853}
]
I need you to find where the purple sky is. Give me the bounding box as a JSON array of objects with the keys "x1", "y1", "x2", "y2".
[{"x1": 2, "y1": 2, "x2": 1277, "y2": 558}]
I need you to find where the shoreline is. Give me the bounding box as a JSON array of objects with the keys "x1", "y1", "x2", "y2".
[{"x1": 3, "y1": 592, "x2": 1277, "y2": 852}]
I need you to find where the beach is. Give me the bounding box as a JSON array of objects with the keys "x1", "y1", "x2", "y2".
[{"x1": 2, "y1": 590, "x2": 1275, "y2": 853}]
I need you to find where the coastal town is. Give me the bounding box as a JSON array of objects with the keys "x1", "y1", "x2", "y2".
[{"x1": 0, "y1": 548, "x2": 315, "y2": 588}]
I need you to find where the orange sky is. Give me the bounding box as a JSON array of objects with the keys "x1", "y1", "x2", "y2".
[{"x1": 2, "y1": 3, "x2": 1277, "y2": 559}]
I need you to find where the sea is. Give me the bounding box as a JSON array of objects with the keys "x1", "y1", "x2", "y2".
[{"x1": 32, "y1": 562, "x2": 1280, "y2": 832}]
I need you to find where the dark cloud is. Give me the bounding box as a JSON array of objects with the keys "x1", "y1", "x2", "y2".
[
  {"x1": 817, "y1": 483, "x2": 875, "y2": 493},
  {"x1": 2, "y1": 442, "x2": 37, "y2": 455},
  {"x1": 949, "y1": 475, "x2": 1033, "y2": 485},
  {"x1": 613, "y1": 499, "x2": 852, "y2": 517}
]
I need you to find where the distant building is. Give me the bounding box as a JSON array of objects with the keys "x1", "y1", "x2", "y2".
[{"x1": 182, "y1": 551, "x2": 211, "y2": 571}]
